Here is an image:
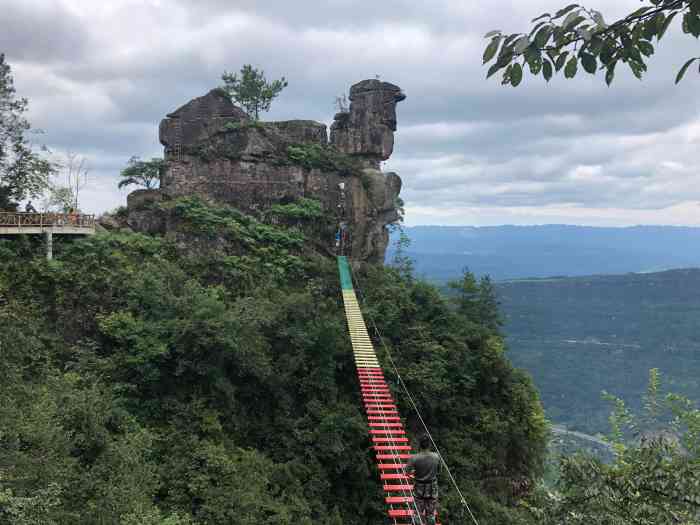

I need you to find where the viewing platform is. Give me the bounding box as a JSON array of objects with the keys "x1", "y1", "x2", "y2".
[
  {"x1": 0, "y1": 212, "x2": 96, "y2": 235},
  {"x1": 0, "y1": 212, "x2": 96, "y2": 260}
]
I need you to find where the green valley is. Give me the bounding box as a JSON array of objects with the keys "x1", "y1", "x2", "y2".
[{"x1": 497, "y1": 269, "x2": 700, "y2": 434}]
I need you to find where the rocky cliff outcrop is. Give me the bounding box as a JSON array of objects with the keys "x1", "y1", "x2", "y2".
[
  {"x1": 330, "y1": 79, "x2": 406, "y2": 167},
  {"x1": 124, "y1": 80, "x2": 405, "y2": 263}
]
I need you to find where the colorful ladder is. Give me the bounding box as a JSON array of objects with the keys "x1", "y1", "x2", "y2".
[{"x1": 338, "y1": 256, "x2": 426, "y2": 524}]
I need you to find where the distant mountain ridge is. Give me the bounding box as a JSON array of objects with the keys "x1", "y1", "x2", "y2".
[{"x1": 388, "y1": 225, "x2": 700, "y2": 280}]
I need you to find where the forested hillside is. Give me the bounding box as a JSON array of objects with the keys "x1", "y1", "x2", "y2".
[
  {"x1": 0, "y1": 197, "x2": 547, "y2": 524},
  {"x1": 498, "y1": 269, "x2": 700, "y2": 434}
]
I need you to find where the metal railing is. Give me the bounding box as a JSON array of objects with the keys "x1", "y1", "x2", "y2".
[{"x1": 0, "y1": 212, "x2": 96, "y2": 229}]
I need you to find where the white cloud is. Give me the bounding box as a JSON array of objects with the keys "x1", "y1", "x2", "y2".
[{"x1": 4, "y1": 0, "x2": 700, "y2": 225}]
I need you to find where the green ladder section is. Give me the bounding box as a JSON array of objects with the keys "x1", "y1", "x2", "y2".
[{"x1": 337, "y1": 256, "x2": 354, "y2": 290}]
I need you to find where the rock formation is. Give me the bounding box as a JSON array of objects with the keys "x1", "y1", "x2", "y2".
[
  {"x1": 124, "y1": 80, "x2": 405, "y2": 263},
  {"x1": 330, "y1": 79, "x2": 406, "y2": 167}
]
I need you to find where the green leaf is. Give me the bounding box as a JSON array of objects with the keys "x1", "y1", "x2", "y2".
[
  {"x1": 527, "y1": 52, "x2": 542, "y2": 75},
  {"x1": 486, "y1": 62, "x2": 504, "y2": 78},
  {"x1": 564, "y1": 56, "x2": 578, "y2": 78},
  {"x1": 675, "y1": 57, "x2": 699, "y2": 84},
  {"x1": 483, "y1": 38, "x2": 501, "y2": 64},
  {"x1": 542, "y1": 59, "x2": 553, "y2": 82},
  {"x1": 577, "y1": 27, "x2": 592, "y2": 41},
  {"x1": 503, "y1": 34, "x2": 519, "y2": 47},
  {"x1": 625, "y1": 44, "x2": 644, "y2": 66},
  {"x1": 591, "y1": 10, "x2": 607, "y2": 29},
  {"x1": 599, "y1": 40, "x2": 616, "y2": 65},
  {"x1": 629, "y1": 61, "x2": 644, "y2": 79},
  {"x1": 484, "y1": 30, "x2": 501, "y2": 38},
  {"x1": 659, "y1": 11, "x2": 678, "y2": 40},
  {"x1": 534, "y1": 26, "x2": 552, "y2": 48},
  {"x1": 643, "y1": 19, "x2": 658, "y2": 40},
  {"x1": 588, "y1": 36, "x2": 605, "y2": 56},
  {"x1": 555, "y1": 51, "x2": 569, "y2": 71},
  {"x1": 531, "y1": 13, "x2": 551, "y2": 23},
  {"x1": 496, "y1": 47, "x2": 515, "y2": 66},
  {"x1": 580, "y1": 53, "x2": 597, "y2": 74},
  {"x1": 501, "y1": 64, "x2": 513, "y2": 85},
  {"x1": 632, "y1": 21, "x2": 645, "y2": 42},
  {"x1": 514, "y1": 36, "x2": 530, "y2": 54},
  {"x1": 511, "y1": 63, "x2": 523, "y2": 86},
  {"x1": 655, "y1": 13, "x2": 667, "y2": 36},
  {"x1": 685, "y1": 12, "x2": 700, "y2": 37},
  {"x1": 565, "y1": 15, "x2": 586, "y2": 30},
  {"x1": 638, "y1": 41, "x2": 654, "y2": 57},
  {"x1": 553, "y1": 4, "x2": 579, "y2": 19},
  {"x1": 529, "y1": 20, "x2": 548, "y2": 37}
]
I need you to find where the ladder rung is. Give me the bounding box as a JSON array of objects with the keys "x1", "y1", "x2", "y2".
[
  {"x1": 381, "y1": 473, "x2": 410, "y2": 480},
  {"x1": 383, "y1": 484, "x2": 413, "y2": 491},
  {"x1": 388, "y1": 509, "x2": 414, "y2": 518},
  {"x1": 386, "y1": 496, "x2": 413, "y2": 503}
]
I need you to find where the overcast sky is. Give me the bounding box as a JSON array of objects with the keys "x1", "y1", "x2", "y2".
[{"x1": 3, "y1": 0, "x2": 700, "y2": 226}]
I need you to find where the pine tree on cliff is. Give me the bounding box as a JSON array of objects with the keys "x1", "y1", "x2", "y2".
[{"x1": 220, "y1": 65, "x2": 288, "y2": 120}]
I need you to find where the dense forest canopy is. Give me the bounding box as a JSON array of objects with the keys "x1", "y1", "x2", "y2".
[
  {"x1": 0, "y1": 197, "x2": 547, "y2": 524},
  {"x1": 497, "y1": 269, "x2": 700, "y2": 434}
]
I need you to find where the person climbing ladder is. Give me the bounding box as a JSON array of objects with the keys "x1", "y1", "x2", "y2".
[{"x1": 406, "y1": 434, "x2": 441, "y2": 525}]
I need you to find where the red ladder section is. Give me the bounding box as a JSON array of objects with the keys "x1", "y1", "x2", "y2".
[
  {"x1": 358, "y1": 367, "x2": 423, "y2": 524},
  {"x1": 339, "y1": 257, "x2": 439, "y2": 524}
]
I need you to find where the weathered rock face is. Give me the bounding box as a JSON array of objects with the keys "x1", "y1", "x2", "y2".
[
  {"x1": 125, "y1": 189, "x2": 166, "y2": 234},
  {"x1": 127, "y1": 80, "x2": 405, "y2": 263},
  {"x1": 330, "y1": 80, "x2": 406, "y2": 167}
]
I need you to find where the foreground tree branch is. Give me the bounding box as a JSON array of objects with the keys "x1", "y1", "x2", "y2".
[{"x1": 482, "y1": 1, "x2": 700, "y2": 87}]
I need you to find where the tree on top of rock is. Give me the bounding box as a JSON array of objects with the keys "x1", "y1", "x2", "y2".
[
  {"x1": 118, "y1": 156, "x2": 164, "y2": 190},
  {"x1": 220, "y1": 65, "x2": 288, "y2": 120}
]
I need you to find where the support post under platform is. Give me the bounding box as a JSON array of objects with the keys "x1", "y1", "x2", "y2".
[{"x1": 45, "y1": 230, "x2": 53, "y2": 261}]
